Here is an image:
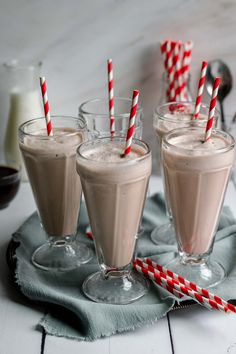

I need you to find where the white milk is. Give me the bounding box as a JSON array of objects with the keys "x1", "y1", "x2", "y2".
[{"x1": 4, "y1": 90, "x2": 43, "y2": 180}]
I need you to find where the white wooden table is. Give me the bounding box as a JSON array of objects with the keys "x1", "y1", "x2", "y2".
[{"x1": 1, "y1": 176, "x2": 236, "y2": 354}]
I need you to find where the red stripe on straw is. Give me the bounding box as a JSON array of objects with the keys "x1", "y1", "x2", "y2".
[
  {"x1": 123, "y1": 90, "x2": 139, "y2": 156},
  {"x1": 107, "y1": 59, "x2": 115, "y2": 136},
  {"x1": 85, "y1": 226, "x2": 93, "y2": 240},
  {"x1": 39, "y1": 77, "x2": 53, "y2": 136},
  {"x1": 193, "y1": 61, "x2": 208, "y2": 120},
  {"x1": 205, "y1": 77, "x2": 221, "y2": 141}
]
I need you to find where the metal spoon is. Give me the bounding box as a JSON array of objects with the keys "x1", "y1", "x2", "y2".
[{"x1": 206, "y1": 59, "x2": 233, "y2": 130}]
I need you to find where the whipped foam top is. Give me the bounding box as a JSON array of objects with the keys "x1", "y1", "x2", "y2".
[
  {"x1": 23, "y1": 128, "x2": 84, "y2": 155},
  {"x1": 169, "y1": 133, "x2": 229, "y2": 153},
  {"x1": 82, "y1": 141, "x2": 146, "y2": 162},
  {"x1": 163, "y1": 112, "x2": 207, "y2": 122}
]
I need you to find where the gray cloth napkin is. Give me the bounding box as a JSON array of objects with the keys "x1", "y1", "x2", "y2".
[{"x1": 13, "y1": 193, "x2": 236, "y2": 341}]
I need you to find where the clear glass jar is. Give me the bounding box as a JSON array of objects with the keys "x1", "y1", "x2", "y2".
[
  {"x1": 158, "y1": 72, "x2": 192, "y2": 105},
  {"x1": 4, "y1": 60, "x2": 43, "y2": 180}
]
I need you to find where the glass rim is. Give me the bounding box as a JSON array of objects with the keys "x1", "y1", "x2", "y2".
[
  {"x1": 19, "y1": 115, "x2": 87, "y2": 139},
  {"x1": 76, "y1": 136, "x2": 151, "y2": 165},
  {"x1": 79, "y1": 97, "x2": 143, "y2": 118},
  {"x1": 154, "y1": 101, "x2": 219, "y2": 123},
  {"x1": 163, "y1": 127, "x2": 235, "y2": 155}
]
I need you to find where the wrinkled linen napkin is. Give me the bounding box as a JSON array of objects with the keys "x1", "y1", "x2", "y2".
[{"x1": 13, "y1": 193, "x2": 236, "y2": 341}]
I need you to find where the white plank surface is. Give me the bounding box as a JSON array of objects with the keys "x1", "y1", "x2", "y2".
[
  {"x1": 0, "y1": 295, "x2": 43, "y2": 354},
  {"x1": 0, "y1": 183, "x2": 43, "y2": 353},
  {"x1": 169, "y1": 306, "x2": 236, "y2": 354},
  {"x1": 45, "y1": 319, "x2": 173, "y2": 354},
  {"x1": 0, "y1": 182, "x2": 35, "y2": 296}
]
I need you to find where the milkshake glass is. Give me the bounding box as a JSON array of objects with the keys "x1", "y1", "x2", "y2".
[
  {"x1": 162, "y1": 127, "x2": 235, "y2": 287},
  {"x1": 79, "y1": 97, "x2": 143, "y2": 139},
  {"x1": 79, "y1": 97, "x2": 143, "y2": 237},
  {"x1": 76, "y1": 137, "x2": 151, "y2": 304},
  {"x1": 151, "y1": 102, "x2": 219, "y2": 245},
  {"x1": 19, "y1": 116, "x2": 93, "y2": 271}
]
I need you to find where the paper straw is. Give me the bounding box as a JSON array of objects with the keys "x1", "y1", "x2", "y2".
[
  {"x1": 144, "y1": 257, "x2": 236, "y2": 313},
  {"x1": 133, "y1": 262, "x2": 184, "y2": 299},
  {"x1": 160, "y1": 40, "x2": 168, "y2": 70},
  {"x1": 85, "y1": 226, "x2": 93, "y2": 240},
  {"x1": 193, "y1": 61, "x2": 208, "y2": 120},
  {"x1": 123, "y1": 90, "x2": 139, "y2": 156},
  {"x1": 173, "y1": 42, "x2": 184, "y2": 101},
  {"x1": 107, "y1": 59, "x2": 115, "y2": 136},
  {"x1": 134, "y1": 259, "x2": 234, "y2": 313},
  {"x1": 205, "y1": 77, "x2": 221, "y2": 141},
  {"x1": 181, "y1": 41, "x2": 193, "y2": 99},
  {"x1": 182, "y1": 41, "x2": 193, "y2": 81},
  {"x1": 166, "y1": 40, "x2": 175, "y2": 101},
  {"x1": 39, "y1": 77, "x2": 53, "y2": 136}
]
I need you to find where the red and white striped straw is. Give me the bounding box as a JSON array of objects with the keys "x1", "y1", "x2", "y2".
[
  {"x1": 205, "y1": 77, "x2": 221, "y2": 141},
  {"x1": 134, "y1": 259, "x2": 234, "y2": 313},
  {"x1": 85, "y1": 225, "x2": 93, "y2": 240},
  {"x1": 133, "y1": 262, "x2": 184, "y2": 299},
  {"x1": 173, "y1": 42, "x2": 185, "y2": 101},
  {"x1": 181, "y1": 41, "x2": 193, "y2": 99},
  {"x1": 181, "y1": 41, "x2": 193, "y2": 81},
  {"x1": 107, "y1": 59, "x2": 115, "y2": 136},
  {"x1": 160, "y1": 40, "x2": 168, "y2": 70},
  {"x1": 123, "y1": 90, "x2": 139, "y2": 156},
  {"x1": 166, "y1": 40, "x2": 175, "y2": 101},
  {"x1": 193, "y1": 61, "x2": 208, "y2": 120},
  {"x1": 39, "y1": 77, "x2": 53, "y2": 136},
  {"x1": 144, "y1": 257, "x2": 236, "y2": 313}
]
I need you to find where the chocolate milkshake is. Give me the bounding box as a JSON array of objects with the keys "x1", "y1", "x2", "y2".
[
  {"x1": 19, "y1": 116, "x2": 92, "y2": 271},
  {"x1": 162, "y1": 127, "x2": 235, "y2": 287},
  {"x1": 20, "y1": 127, "x2": 84, "y2": 236},
  {"x1": 76, "y1": 137, "x2": 151, "y2": 304},
  {"x1": 162, "y1": 128, "x2": 234, "y2": 255},
  {"x1": 151, "y1": 102, "x2": 219, "y2": 246},
  {"x1": 76, "y1": 138, "x2": 151, "y2": 268}
]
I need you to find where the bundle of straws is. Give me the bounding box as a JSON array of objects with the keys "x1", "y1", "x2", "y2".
[
  {"x1": 160, "y1": 39, "x2": 193, "y2": 102},
  {"x1": 134, "y1": 258, "x2": 236, "y2": 313}
]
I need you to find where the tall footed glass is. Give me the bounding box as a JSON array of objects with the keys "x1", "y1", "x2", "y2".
[
  {"x1": 76, "y1": 137, "x2": 152, "y2": 304},
  {"x1": 162, "y1": 127, "x2": 235, "y2": 287},
  {"x1": 151, "y1": 102, "x2": 219, "y2": 245},
  {"x1": 19, "y1": 116, "x2": 93, "y2": 271},
  {"x1": 79, "y1": 97, "x2": 143, "y2": 238}
]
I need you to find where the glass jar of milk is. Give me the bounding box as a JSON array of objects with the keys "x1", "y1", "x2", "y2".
[{"x1": 4, "y1": 60, "x2": 43, "y2": 181}]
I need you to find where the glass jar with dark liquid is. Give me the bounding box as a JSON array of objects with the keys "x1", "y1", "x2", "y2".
[{"x1": 0, "y1": 161, "x2": 21, "y2": 209}]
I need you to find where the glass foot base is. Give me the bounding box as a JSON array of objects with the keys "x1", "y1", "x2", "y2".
[
  {"x1": 83, "y1": 269, "x2": 149, "y2": 304},
  {"x1": 151, "y1": 222, "x2": 176, "y2": 245},
  {"x1": 166, "y1": 257, "x2": 225, "y2": 288},
  {"x1": 32, "y1": 238, "x2": 93, "y2": 271}
]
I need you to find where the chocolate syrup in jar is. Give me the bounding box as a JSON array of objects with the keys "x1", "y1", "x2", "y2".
[{"x1": 0, "y1": 165, "x2": 21, "y2": 209}]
